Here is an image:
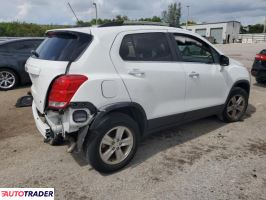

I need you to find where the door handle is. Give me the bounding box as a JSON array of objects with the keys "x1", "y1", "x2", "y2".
[
  {"x1": 189, "y1": 72, "x2": 200, "y2": 79},
  {"x1": 128, "y1": 69, "x2": 145, "y2": 77}
]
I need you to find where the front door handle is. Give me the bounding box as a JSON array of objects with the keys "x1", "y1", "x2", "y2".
[
  {"x1": 189, "y1": 72, "x2": 200, "y2": 79},
  {"x1": 128, "y1": 69, "x2": 145, "y2": 77}
]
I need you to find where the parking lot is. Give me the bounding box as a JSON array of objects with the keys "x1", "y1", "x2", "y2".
[{"x1": 0, "y1": 43, "x2": 266, "y2": 200}]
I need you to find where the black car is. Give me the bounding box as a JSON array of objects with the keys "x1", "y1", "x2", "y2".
[
  {"x1": 0, "y1": 38, "x2": 43, "y2": 90},
  {"x1": 251, "y1": 49, "x2": 266, "y2": 84}
]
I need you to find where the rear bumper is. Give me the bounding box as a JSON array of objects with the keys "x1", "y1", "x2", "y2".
[
  {"x1": 32, "y1": 101, "x2": 95, "y2": 139},
  {"x1": 32, "y1": 102, "x2": 50, "y2": 138}
]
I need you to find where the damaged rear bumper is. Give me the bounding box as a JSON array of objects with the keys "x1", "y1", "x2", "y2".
[
  {"x1": 32, "y1": 101, "x2": 95, "y2": 152},
  {"x1": 32, "y1": 102, "x2": 51, "y2": 138}
]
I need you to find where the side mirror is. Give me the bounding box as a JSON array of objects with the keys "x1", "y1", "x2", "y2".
[{"x1": 220, "y1": 55, "x2": 229, "y2": 66}]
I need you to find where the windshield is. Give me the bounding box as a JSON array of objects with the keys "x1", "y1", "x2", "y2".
[{"x1": 35, "y1": 31, "x2": 92, "y2": 61}]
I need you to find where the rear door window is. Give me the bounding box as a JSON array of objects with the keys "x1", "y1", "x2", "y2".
[
  {"x1": 120, "y1": 33, "x2": 173, "y2": 61},
  {"x1": 0, "y1": 40, "x2": 42, "y2": 54},
  {"x1": 35, "y1": 32, "x2": 92, "y2": 61}
]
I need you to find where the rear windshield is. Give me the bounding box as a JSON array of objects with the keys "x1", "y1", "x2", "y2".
[
  {"x1": 261, "y1": 49, "x2": 266, "y2": 55},
  {"x1": 34, "y1": 32, "x2": 92, "y2": 61}
]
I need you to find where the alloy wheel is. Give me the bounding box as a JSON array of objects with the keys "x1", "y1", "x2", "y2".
[
  {"x1": 99, "y1": 126, "x2": 134, "y2": 165},
  {"x1": 0, "y1": 71, "x2": 16, "y2": 89},
  {"x1": 226, "y1": 95, "x2": 246, "y2": 120}
]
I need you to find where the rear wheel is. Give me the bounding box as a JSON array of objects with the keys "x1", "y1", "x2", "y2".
[
  {"x1": 0, "y1": 69, "x2": 18, "y2": 90},
  {"x1": 219, "y1": 87, "x2": 248, "y2": 122},
  {"x1": 86, "y1": 113, "x2": 140, "y2": 173}
]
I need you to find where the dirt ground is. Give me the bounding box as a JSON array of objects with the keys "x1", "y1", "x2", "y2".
[{"x1": 1, "y1": 43, "x2": 266, "y2": 200}]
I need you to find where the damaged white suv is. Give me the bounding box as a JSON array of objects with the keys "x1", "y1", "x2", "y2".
[{"x1": 26, "y1": 22, "x2": 250, "y2": 173}]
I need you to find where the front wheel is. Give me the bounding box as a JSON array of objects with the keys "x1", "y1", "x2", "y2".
[
  {"x1": 219, "y1": 87, "x2": 248, "y2": 122},
  {"x1": 86, "y1": 113, "x2": 140, "y2": 173}
]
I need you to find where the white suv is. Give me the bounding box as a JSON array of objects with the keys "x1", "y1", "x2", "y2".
[{"x1": 26, "y1": 23, "x2": 250, "y2": 173}]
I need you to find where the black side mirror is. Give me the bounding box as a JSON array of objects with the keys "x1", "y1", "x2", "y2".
[{"x1": 220, "y1": 55, "x2": 229, "y2": 66}]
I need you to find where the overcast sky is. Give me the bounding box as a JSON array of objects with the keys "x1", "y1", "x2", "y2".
[{"x1": 0, "y1": 0, "x2": 265, "y2": 25}]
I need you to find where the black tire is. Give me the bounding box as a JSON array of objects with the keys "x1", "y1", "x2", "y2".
[
  {"x1": 256, "y1": 78, "x2": 265, "y2": 84},
  {"x1": 219, "y1": 87, "x2": 248, "y2": 122},
  {"x1": 86, "y1": 112, "x2": 140, "y2": 173},
  {"x1": 0, "y1": 68, "x2": 18, "y2": 91}
]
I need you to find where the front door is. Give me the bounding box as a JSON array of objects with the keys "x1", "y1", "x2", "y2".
[{"x1": 170, "y1": 33, "x2": 228, "y2": 113}]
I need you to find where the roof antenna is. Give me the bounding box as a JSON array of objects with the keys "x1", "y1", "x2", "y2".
[{"x1": 67, "y1": 2, "x2": 80, "y2": 22}]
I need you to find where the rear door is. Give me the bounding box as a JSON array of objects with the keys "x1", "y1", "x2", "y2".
[
  {"x1": 26, "y1": 31, "x2": 92, "y2": 113},
  {"x1": 8, "y1": 40, "x2": 42, "y2": 81},
  {"x1": 110, "y1": 30, "x2": 186, "y2": 125}
]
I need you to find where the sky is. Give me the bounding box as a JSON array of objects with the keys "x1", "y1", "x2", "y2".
[{"x1": 0, "y1": 0, "x2": 265, "y2": 26}]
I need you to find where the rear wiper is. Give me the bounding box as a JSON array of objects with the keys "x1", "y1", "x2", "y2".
[{"x1": 31, "y1": 50, "x2": 39, "y2": 58}]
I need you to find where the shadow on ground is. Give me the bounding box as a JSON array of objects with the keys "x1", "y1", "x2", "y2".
[
  {"x1": 254, "y1": 82, "x2": 266, "y2": 88},
  {"x1": 71, "y1": 104, "x2": 256, "y2": 174}
]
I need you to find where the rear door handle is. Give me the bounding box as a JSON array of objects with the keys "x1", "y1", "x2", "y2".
[
  {"x1": 128, "y1": 69, "x2": 145, "y2": 77},
  {"x1": 189, "y1": 72, "x2": 200, "y2": 79}
]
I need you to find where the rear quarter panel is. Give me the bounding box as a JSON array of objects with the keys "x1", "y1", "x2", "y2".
[{"x1": 69, "y1": 30, "x2": 131, "y2": 109}]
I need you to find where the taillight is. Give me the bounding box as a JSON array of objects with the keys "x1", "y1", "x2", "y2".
[
  {"x1": 48, "y1": 75, "x2": 88, "y2": 109},
  {"x1": 255, "y1": 54, "x2": 266, "y2": 61}
]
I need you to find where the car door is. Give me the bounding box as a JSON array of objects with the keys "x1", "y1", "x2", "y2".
[
  {"x1": 7, "y1": 40, "x2": 40, "y2": 81},
  {"x1": 170, "y1": 33, "x2": 228, "y2": 114},
  {"x1": 110, "y1": 30, "x2": 186, "y2": 128}
]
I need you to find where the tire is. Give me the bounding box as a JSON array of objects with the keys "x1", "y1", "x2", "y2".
[
  {"x1": 219, "y1": 87, "x2": 248, "y2": 122},
  {"x1": 86, "y1": 112, "x2": 140, "y2": 173},
  {"x1": 256, "y1": 78, "x2": 265, "y2": 84},
  {"x1": 0, "y1": 69, "x2": 18, "y2": 90}
]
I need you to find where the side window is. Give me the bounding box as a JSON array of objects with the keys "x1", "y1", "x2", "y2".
[
  {"x1": 173, "y1": 34, "x2": 214, "y2": 64},
  {"x1": 7, "y1": 41, "x2": 35, "y2": 53},
  {"x1": 120, "y1": 33, "x2": 173, "y2": 61}
]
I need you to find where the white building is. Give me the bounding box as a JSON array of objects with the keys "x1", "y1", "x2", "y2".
[{"x1": 181, "y1": 21, "x2": 241, "y2": 44}]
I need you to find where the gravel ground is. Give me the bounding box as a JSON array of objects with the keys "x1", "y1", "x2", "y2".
[{"x1": 0, "y1": 43, "x2": 266, "y2": 200}]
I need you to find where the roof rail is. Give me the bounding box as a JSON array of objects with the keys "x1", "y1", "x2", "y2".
[
  {"x1": 98, "y1": 20, "x2": 170, "y2": 28},
  {"x1": 123, "y1": 20, "x2": 169, "y2": 26}
]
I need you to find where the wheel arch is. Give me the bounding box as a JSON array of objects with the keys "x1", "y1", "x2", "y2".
[
  {"x1": 90, "y1": 102, "x2": 148, "y2": 135},
  {"x1": 231, "y1": 80, "x2": 250, "y2": 95}
]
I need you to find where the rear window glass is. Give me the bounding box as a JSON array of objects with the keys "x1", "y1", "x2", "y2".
[
  {"x1": 35, "y1": 32, "x2": 92, "y2": 61},
  {"x1": 261, "y1": 49, "x2": 266, "y2": 55}
]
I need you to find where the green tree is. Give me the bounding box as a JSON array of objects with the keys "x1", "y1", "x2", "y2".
[
  {"x1": 247, "y1": 24, "x2": 264, "y2": 33},
  {"x1": 115, "y1": 15, "x2": 129, "y2": 23},
  {"x1": 76, "y1": 20, "x2": 91, "y2": 27},
  {"x1": 138, "y1": 16, "x2": 162, "y2": 22},
  {"x1": 0, "y1": 22, "x2": 70, "y2": 37},
  {"x1": 162, "y1": 2, "x2": 181, "y2": 27}
]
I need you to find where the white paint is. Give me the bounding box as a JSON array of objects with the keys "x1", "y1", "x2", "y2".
[{"x1": 28, "y1": 25, "x2": 250, "y2": 137}]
